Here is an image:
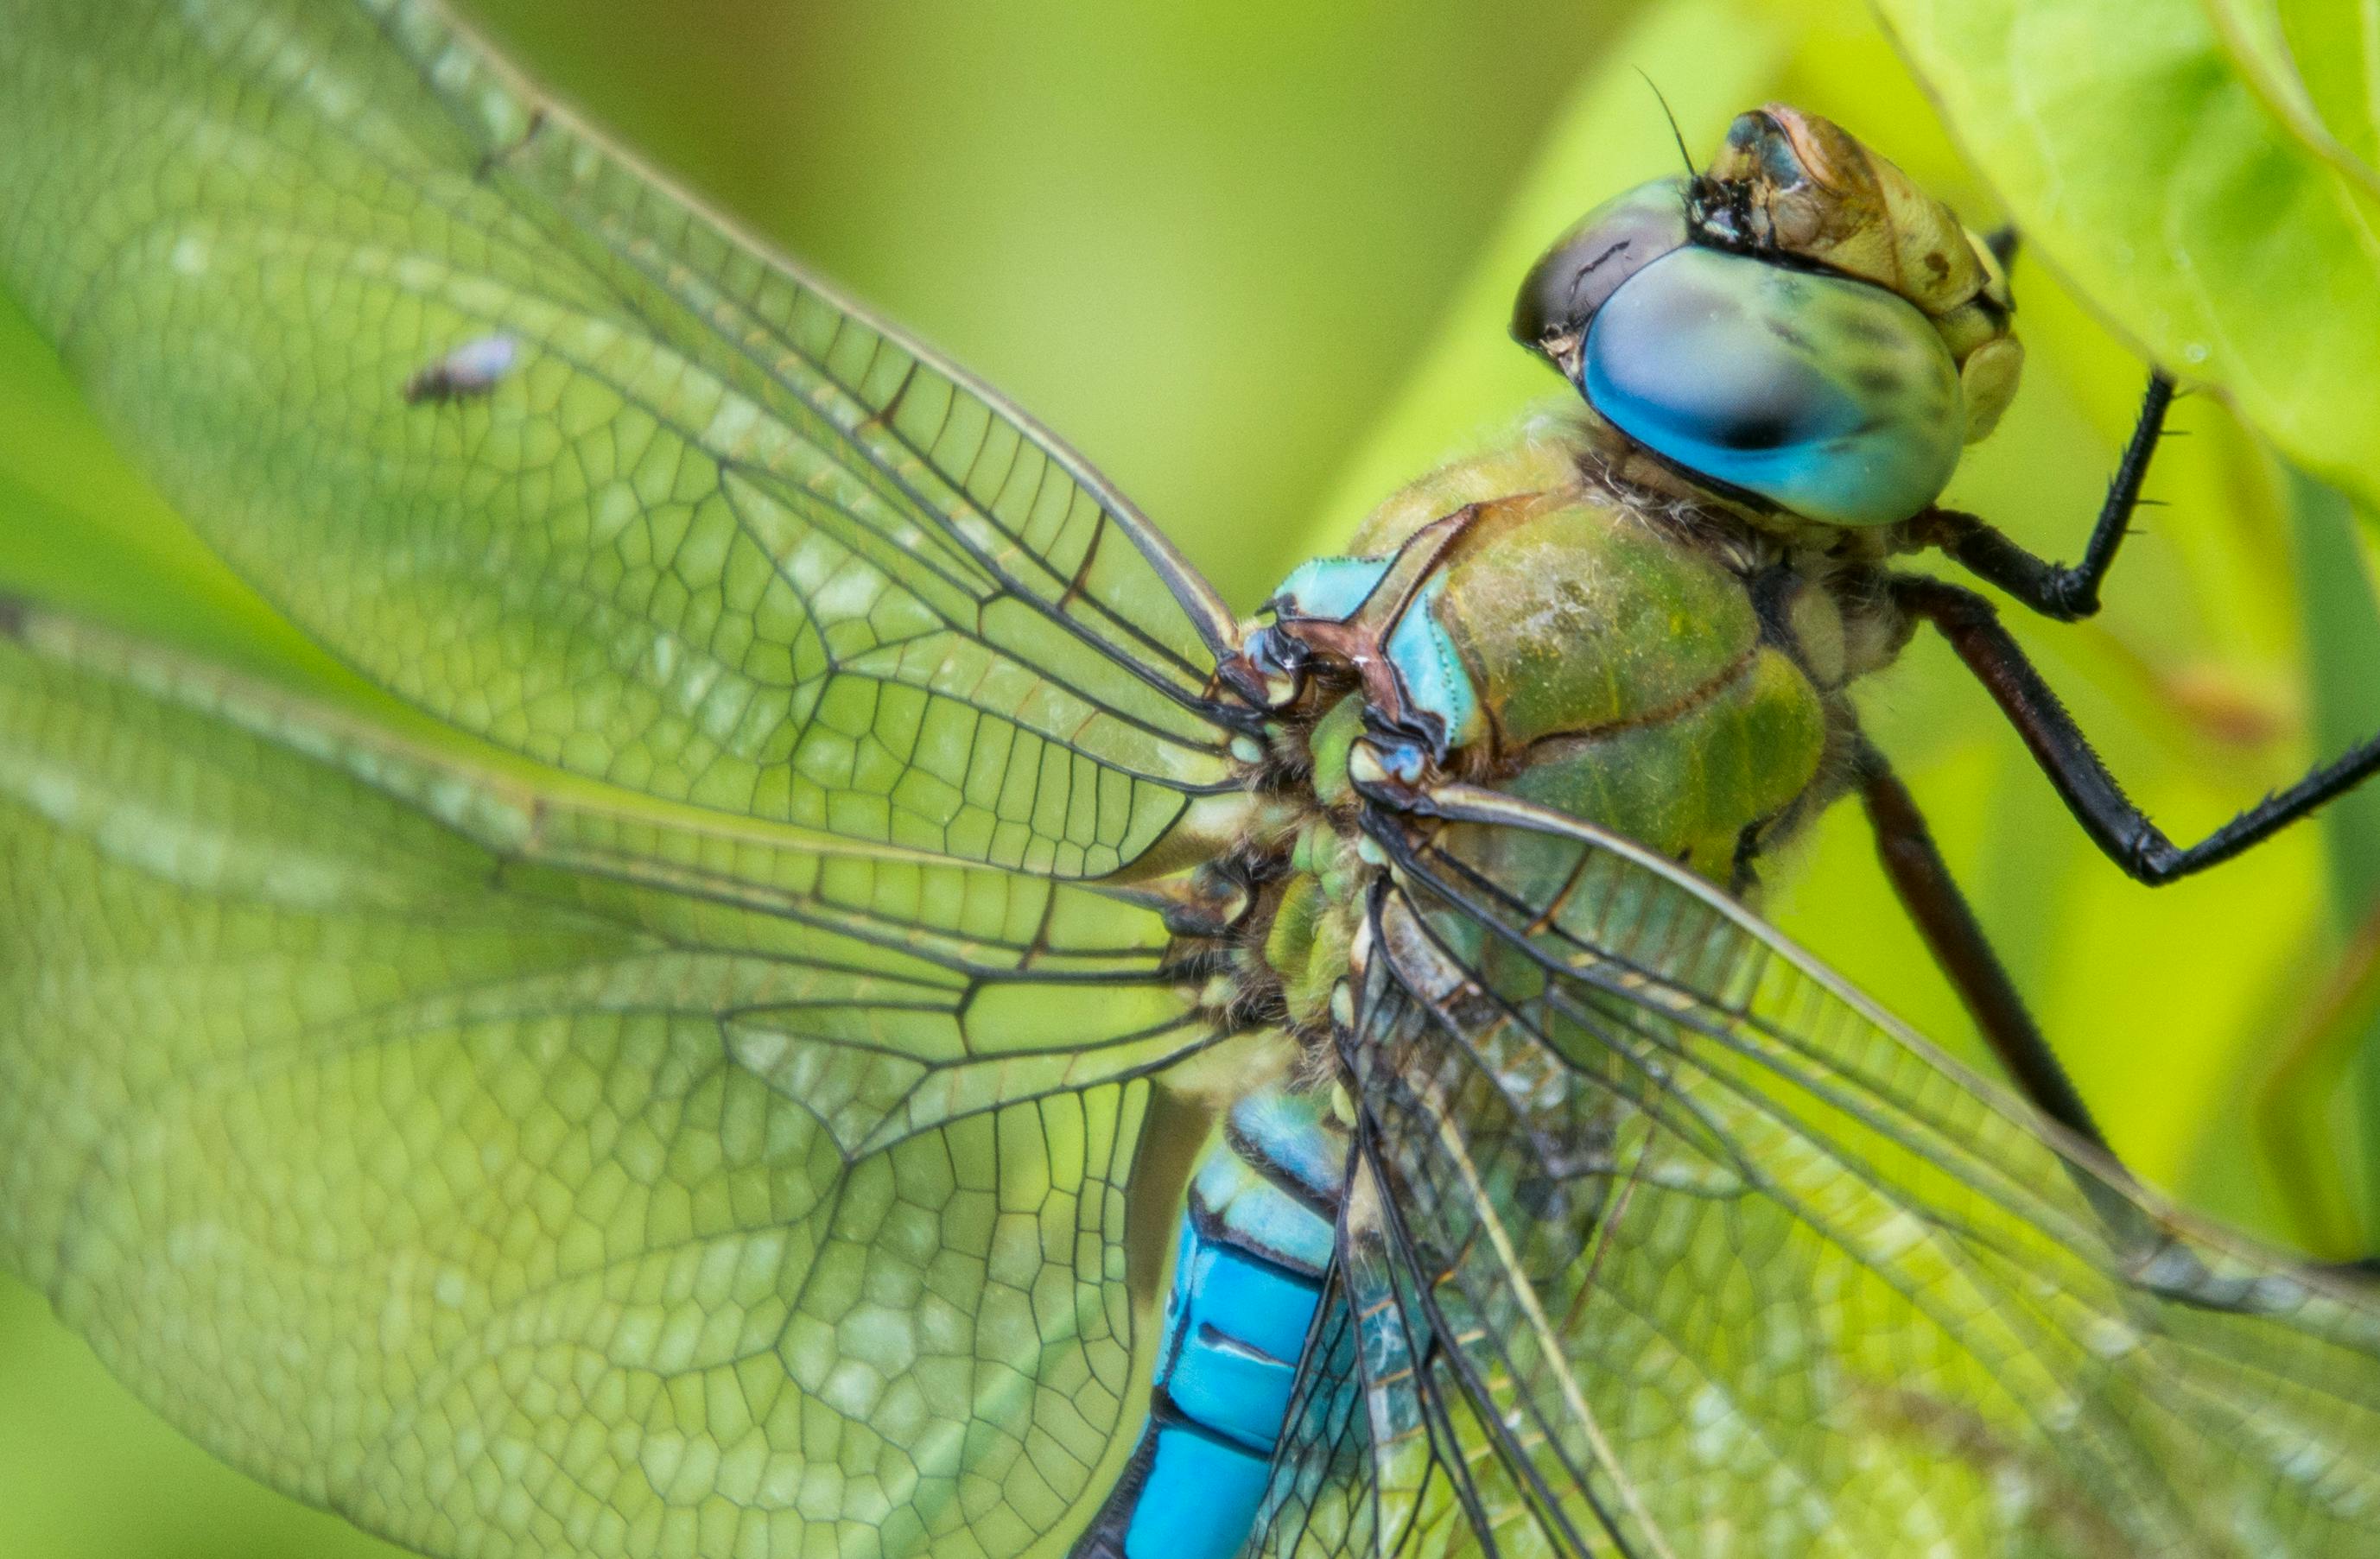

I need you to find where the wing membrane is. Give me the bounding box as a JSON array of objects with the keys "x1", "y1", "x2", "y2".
[
  {"x1": 1255, "y1": 1157, "x2": 1560, "y2": 1559},
  {"x1": 1349, "y1": 783, "x2": 2380, "y2": 1557},
  {"x1": 0, "y1": 599, "x2": 1220, "y2": 1558},
  {"x1": 0, "y1": 0, "x2": 1247, "y2": 877},
  {"x1": 1252, "y1": 1259, "x2": 1382, "y2": 1559}
]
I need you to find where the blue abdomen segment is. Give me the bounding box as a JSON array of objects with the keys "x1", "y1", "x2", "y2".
[
  {"x1": 1126, "y1": 1426, "x2": 1275, "y2": 1559},
  {"x1": 1070, "y1": 1087, "x2": 1346, "y2": 1559}
]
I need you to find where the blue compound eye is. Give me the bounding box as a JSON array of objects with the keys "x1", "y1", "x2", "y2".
[{"x1": 1580, "y1": 245, "x2": 1965, "y2": 529}]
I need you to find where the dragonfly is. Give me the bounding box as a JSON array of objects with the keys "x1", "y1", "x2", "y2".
[{"x1": 3, "y1": 3, "x2": 2380, "y2": 1556}]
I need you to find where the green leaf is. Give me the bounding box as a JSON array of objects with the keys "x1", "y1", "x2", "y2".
[
  {"x1": 2275, "y1": 0, "x2": 2380, "y2": 175},
  {"x1": 2287, "y1": 469, "x2": 2380, "y2": 1240},
  {"x1": 2212, "y1": 0, "x2": 2380, "y2": 198},
  {"x1": 1874, "y1": 0, "x2": 2380, "y2": 514}
]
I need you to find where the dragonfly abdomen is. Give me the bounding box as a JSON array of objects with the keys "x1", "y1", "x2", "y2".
[{"x1": 1071, "y1": 1087, "x2": 1346, "y2": 1559}]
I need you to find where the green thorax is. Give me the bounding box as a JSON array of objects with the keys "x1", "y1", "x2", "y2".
[{"x1": 1263, "y1": 414, "x2": 1911, "y2": 916}]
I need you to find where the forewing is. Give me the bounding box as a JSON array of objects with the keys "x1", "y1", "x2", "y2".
[
  {"x1": 0, "y1": 0, "x2": 1247, "y2": 877},
  {"x1": 0, "y1": 599, "x2": 1220, "y2": 1559},
  {"x1": 1349, "y1": 783, "x2": 2380, "y2": 1557}
]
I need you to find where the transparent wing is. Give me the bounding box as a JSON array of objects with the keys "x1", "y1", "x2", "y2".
[
  {"x1": 1250, "y1": 1261, "x2": 1382, "y2": 1559},
  {"x1": 1252, "y1": 1161, "x2": 1545, "y2": 1559},
  {"x1": 0, "y1": 0, "x2": 1250, "y2": 878},
  {"x1": 1346, "y1": 782, "x2": 2380, "y2": 1558},
  {"x1": 0, "y1": 599, "x2": 1221, "y2": 1559}
]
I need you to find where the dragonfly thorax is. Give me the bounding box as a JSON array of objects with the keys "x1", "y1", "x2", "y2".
[{"x1": 1251, "y1": 414, "x2": 1915, "y2": 899}]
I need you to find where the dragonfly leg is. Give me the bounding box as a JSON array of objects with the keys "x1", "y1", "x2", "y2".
[
  {"x1": 1913, "y1": 369, "x2": 2175, "y2": 621},
  {"x1": 1851, "y1": 737, "x2": 2117, "y2": 1157},
  {"x1": 1894, "y1": 574, "x2": 2380, "y2": 883}
]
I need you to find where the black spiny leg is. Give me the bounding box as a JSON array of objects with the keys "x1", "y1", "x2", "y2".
[
  {"x1": 1895, "y1": 575, "x2": 2380, "y2": 884},
  {"x1": 1914, "y1": 371, "x2": 2175, "y2": 622},
  {"x1": 1853, "y1": 738, "x2": 2117, "y2": 1159}
]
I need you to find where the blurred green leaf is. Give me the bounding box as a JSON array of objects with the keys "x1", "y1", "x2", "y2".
[
  {"x1": 2214, "y1": 0, "x2": 2380, "y2": 197},
  {"x1": 2275, "y1": 0, "x2": 2380, "y2": 174},
  {"x1": 1875, "y1": 0, "x2": 2380, "y2": 514},
  {"x1": 2288, "y1": 468, "x2": 2380, "y2": 1239},
  {"x1": 2294, "y1": 476, "x2": 2380, "y2": 921}
]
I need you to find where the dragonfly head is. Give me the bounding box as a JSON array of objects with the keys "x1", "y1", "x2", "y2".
[
  {"x1": 1693, "y1": 106, "x2": 2021, "y2": 427},
  {"x1": 1512, "y1": 105, "x2": 2024, "y2": 530}
]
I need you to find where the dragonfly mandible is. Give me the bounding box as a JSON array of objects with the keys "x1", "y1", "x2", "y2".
[{"x1": 2, "y1": 3, "x2": 2379, "y2": 1557}]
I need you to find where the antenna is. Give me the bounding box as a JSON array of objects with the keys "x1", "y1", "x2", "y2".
[{"x1": 1634, "y1": 69, "x2": 1698, "y2": 177}]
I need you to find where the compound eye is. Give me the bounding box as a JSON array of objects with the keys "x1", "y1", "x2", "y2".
[{"x1": 1579, "y1": 245, "x2": 1965, "y2": 528}]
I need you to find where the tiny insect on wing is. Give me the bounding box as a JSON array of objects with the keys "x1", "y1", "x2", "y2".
[{"x1": 400, "y1": 333, "x2": 520, "y2": 402}]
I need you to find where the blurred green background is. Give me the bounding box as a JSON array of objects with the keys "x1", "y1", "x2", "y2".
[{"x1": 3, "y1": 0, "x2": 2376, "y2": 1554}]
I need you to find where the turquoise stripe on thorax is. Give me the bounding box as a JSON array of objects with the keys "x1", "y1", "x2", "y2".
[
  {"x1": 1384, "y1": 574, "x2": 1482, "y2": 753},
  {"x1": 1268, "y1": 548, "x2": 1484, "y2": 760},
  {"x1": 1271, "y1": 555, "x2": 1393, "y2": 624}
]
